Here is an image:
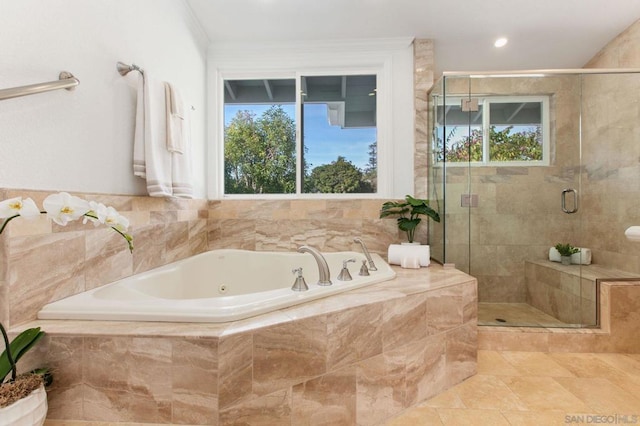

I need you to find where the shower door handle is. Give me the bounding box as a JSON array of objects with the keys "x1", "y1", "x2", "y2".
[{"x1": 561, "y1": 188, "x2": 578, "y2": 214}]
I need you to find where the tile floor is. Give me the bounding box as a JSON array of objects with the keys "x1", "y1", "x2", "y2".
[
  {"x1": 44, "y1": 350, "x2": 640, "y2": 426},
  {"x1": 386, "y1": 350, "x2": 640, "y2": 426}
]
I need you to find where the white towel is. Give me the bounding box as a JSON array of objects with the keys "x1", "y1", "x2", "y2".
[
  {"x1": 133, "y1": 73, "x2": 172, "y2": 197},
  {"x1": 171, "y1": 106, "x2": 193, "y2": 198},
  {"x1": 388, "y1": 244, "x2": 430, "y2": 267},
  {"x1": 133, "y1": 74, "x2": 146, "y2": 178},
  {"x1": 164, "y1": 82, "x2": 185, "y2": 154}
]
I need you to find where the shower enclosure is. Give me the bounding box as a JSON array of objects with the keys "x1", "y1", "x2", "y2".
[{"x1": 428, "y1": 69, "x2": 640, "y2": 328}]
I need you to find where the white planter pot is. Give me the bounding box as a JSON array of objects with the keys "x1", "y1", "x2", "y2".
[
  {"x1": 388, "y1": 243, "x2": 430, "y2": 268},
  {"x1": 0, "y1": 385, "x2": 47, "y2": 426}
]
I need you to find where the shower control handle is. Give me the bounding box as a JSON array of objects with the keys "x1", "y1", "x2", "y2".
[{"x1": 561, "y1": 188, "x2": 578, "y2": 214}]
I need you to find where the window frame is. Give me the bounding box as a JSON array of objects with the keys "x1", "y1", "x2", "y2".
[
  {"x1": 436, "y1": 95, "x2": 550, "y2": 167},
  {"x1": 206, "y1": 39, "x2": 415, "y2": 201},
  {"x1": 217, "y1": 69, "x2": 385, "y2": 199}
]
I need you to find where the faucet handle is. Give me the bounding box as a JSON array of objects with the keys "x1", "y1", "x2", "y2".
[
  {"x1": 291, "y1": 267, "x2": 308, "y2": 291},
  {"x1": 338, "y1": 259, "x2": 355, "y2": 281},
  {"x1": 342, "y1": 258, "x2": 356, "y2": 268},
  {"x1": 359, "y1": 260, "x2": 370, "y2": 276}
]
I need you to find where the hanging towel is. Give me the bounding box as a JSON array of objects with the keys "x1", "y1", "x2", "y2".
[
  {"x1": 132, "y1": 73, "x2": 172, "y2": 197},
  {"x1": 133, "y1": 74, "x2": 146, "y2": 178},
  {"x1": 171, "y1": 106, "x2": 194, "y2": 198},
  {"x1": 164, "y1": 82, "x2": 185, "y2": 154}
]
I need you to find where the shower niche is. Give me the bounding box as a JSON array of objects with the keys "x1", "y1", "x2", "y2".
[{"x1": 428, "y1": 69, "x2": 640, "y2": 328}]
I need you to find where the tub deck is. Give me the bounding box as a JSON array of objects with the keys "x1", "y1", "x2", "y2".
[{"x1": 18, "y1": 264, "x2": 478, "y2": 425}]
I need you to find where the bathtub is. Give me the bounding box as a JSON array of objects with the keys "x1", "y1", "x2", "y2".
[{"x1": 38, "y1": 249, "x2": 396, "y2": 323}]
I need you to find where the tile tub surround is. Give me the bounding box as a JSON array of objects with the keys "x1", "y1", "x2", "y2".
[
  {"x1": 206, "y1": 198, "x2": 403, "y2": 255},
  {"x1": 15, "y1": 264, "x2": 477, "y2": 425},
  {"x1": 0, "y1": 188, "x2": 406, "y2": 329}
]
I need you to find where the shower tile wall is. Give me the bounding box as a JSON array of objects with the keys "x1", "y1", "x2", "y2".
[
  {"x1": 579, "y1": 73, "x2": 640, "y2": 274},
  {"x1": 580, "y1": 19, "x2": 640, "y2": 276},
  {"x1": 437, "y1": 76, "x2": 584, "y2": 303}
]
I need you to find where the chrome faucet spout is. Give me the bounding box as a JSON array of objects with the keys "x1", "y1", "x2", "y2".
[
  {"x1": 353, "y1": 237, "x2": 377, "y2": 271},
  {"x1": 298, "y1": 245, "x2": 332, "y2": 286}
]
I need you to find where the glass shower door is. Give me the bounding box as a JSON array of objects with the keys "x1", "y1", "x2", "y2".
[{"x1": 429, "y1": 73, "x2": 597, "y2": 328}]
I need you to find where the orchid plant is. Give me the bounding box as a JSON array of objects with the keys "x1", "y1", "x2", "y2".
[
  {"x1": 0, "y1": 192, "x2": 133, "y2": 252},
  {"x1": 0, "y1": 192, "x2": 133, "y2": 406}
]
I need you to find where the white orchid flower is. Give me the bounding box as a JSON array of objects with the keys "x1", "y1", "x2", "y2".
[
  {"x1": 0, "y1": 197, "x2": 41, "y2": 219},
  {"x1": 85, "y1": 201, "x2": 129, "y2": 232},
  {"x1": 43, "y1": 192, "x2": 91, "y2": 226},
  {"x1": 103, "y1": 206, "x2": 130, "y2": 232},
  {"x1": 84, "y1": 201, "x2": 105, "y2": 226}
]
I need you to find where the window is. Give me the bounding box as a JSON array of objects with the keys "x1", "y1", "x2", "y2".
[
  {"x1": 208, "y1": 38, "x2": 415, "y2": 200},
  {"x1": 434, "y1": 95, "x2": 549, "y2": 165},
  {"x1": 222, "y1": 74, "x2": 378, "y2": 196}
]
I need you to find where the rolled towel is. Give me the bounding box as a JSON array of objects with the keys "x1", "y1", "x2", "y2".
[{"x1": 388, "y1": 244, "x2": 430, "y2": 268}]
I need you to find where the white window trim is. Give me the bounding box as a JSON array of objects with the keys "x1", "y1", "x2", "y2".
[
  {"x1": 435, "y1": 95, "x2": 550, "y2": 167},
  {"x1": 206, "y1": 38, "x2": 414, "y2": 200}
]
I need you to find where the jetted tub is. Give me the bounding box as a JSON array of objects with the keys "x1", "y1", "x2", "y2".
[{"x1": 38, "y1": 249, "x2": 396, "y2": 323}]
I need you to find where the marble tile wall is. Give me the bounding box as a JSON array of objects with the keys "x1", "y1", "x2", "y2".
[
  {"x1": 23, "y1": 267, "x2": 477, "y2": 425},
  {"x1": 414, "y1": 39, "x2": 435, "y2": 201},
  {"x1": 0, "y1": 194, "x2": 408, "y2": 328},
  {"x1": 206, "y1": 199, "x2": 402, "y2": 255},
  {"x1": 0, "y1": 189, "x2": 210, "y2": 328}
]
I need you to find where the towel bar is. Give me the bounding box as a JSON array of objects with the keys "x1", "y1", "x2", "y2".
[
  {"x1": 0, "y1": 71, "x2": 79, "y2": 101},
  {"x1": 117, "y1": 61, "x2": 194, "y2": 111},
  {"x1": 117, "y1": 61, "x2": 144, "y2": 76}
]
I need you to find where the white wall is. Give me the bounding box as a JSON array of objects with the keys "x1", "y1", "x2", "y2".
[{"x1": 0, "y1": 0, "x2": 208, "y2": 197}]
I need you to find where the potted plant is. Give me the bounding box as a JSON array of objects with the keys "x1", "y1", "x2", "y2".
[
  {"x1": 0, "y1": 326, "x2": 48, "y2": 425},
  {"x1": 380, "y1": 195, "x2": 440, "y2": 268},
  {"x1": 554, "y1": 243, "x2": 579, "y2": 266},
  {"x1": 0, "y1": 192, "x2": 133, "y2": 425},
  {"x1": 380, "y1": 195, "x2": 440, "y2": 244}
]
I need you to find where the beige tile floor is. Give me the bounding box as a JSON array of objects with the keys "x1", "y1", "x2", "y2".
[
  {"x1": 478, "y1": 302, "x2": 570, "y2": 327},
  {"x1": 44, "y1": 350, "x2": 640, "y2": 426},
  {"x1": 386, "y1": 350, "x2": 640, "y2": 426}
]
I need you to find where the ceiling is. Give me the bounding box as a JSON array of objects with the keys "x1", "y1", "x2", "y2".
[{"x1": 186, "y1": 0, "x2": 640, "y2": 75}]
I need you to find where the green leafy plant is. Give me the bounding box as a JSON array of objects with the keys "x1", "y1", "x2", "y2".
[
  {"x1": 380, "y1": 195, "x2": 440, "y2": 243},
  {"x1": 0, "y1": 326, "x2": 45, "y2": 383},
  {"x1": 555, "y1": 243, "x2": 580, "y2": 257}
]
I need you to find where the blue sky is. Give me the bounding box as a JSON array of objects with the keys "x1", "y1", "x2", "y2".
[{"x1": 224, "y1": 103, "x2": 376, "y2": 170}]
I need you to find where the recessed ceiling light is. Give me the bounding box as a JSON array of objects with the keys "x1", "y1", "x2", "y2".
[{"x1": 494, "y1": 37, "x2": 508, "y2": 48}]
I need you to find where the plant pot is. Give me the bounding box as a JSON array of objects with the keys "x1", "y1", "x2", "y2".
[
  {"x1": 388, "y1": 243, "x2": 430, "y2": 268},
  {"x1": 560, "y1": 255, "x2": 571, "y2": 266},
  {"x1": 0, "y1": 384, "x2": 47, "y2": 426}
]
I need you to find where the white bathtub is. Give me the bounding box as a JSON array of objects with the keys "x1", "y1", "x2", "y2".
[{"x1": 38, "y1": 249, "x2": 396, "y2": 323}]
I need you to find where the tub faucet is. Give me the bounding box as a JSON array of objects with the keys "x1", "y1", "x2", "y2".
[
  {"x1": 298, "y1": 245, "x2": 332, "y2": 286},
  {"x1": 353, "y1": 237, "x2": 377, "y2": 271}
]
